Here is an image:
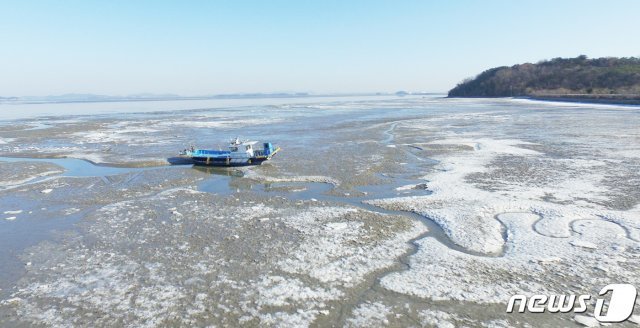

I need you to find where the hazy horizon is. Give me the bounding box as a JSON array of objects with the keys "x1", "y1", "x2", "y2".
[
  {"x1": 1, "y1": 91, "x2": 446, "y2": 100},
  {"x1": 2, "y1": 0, "x2": 640, "y2": 97}
]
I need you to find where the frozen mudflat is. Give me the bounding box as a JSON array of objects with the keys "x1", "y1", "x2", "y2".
[{"x1": 0, "y1": 96, "x2": 639, "y2": 327}]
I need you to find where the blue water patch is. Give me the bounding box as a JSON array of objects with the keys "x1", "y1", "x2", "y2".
[{"x1": 0, "y1": 156, "x2": 184, "y2": 178}]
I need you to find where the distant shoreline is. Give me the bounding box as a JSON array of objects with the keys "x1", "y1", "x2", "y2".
[
  {"x1": 448, "y1": 95, "x2": 640, "y2": 106},
  {"x1": 0, "y1": 93, "x2": 341, "y2": 105},
  {"x1": 446, "y1": 56, "x2": 640, "y2": 105},
  {"x1": 0, "y1": 94, "x2": 433, "y2": 121},
  {"x1": 525, "y1": 95, "x2": 640, "y2": 106},
  {"x1": 0, "y1": 92, "x2": 443, "y2": 106}
]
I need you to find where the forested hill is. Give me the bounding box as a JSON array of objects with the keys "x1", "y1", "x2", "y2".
[{"x1": 448, "y1": 56, "x2": 640, "y2": 100}]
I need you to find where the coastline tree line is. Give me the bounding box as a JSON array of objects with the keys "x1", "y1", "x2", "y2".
[{"x1": 448, "y1": 56, "x2": 640, "y2": 98}]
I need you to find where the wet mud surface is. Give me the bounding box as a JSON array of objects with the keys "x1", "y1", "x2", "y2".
[{"x1": 1, "y1": 96, "x2": 639, "y2": 327}]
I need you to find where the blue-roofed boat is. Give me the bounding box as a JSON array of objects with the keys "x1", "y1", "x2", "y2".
[{"x1": 180, "y1": 137, "x2": 280, "y2": 166}]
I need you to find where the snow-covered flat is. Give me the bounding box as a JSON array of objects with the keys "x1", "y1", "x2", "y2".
[{"x1": 0, "y1": 96, "x2": 639, "y2": 327}]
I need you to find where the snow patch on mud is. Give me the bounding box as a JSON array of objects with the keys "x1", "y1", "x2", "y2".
[
  {"x1": 1, "y1": 189, "x2": 423, "y2": 326},
  {"x1": 346, "y1": 302, "x2": 392, "y2": 327},
  {"x1": 244, "y1": 170, "x2": 341, "y2": 186},
  {"x1": 418, "y1": 309, "x2": 456, "y2": 328},
  {"x1": 366, "y1": 137, "x2": 640, "y2": 303},
  {"x1": 381, "y1": 212, "x2": 639, "y2": 303},
  {"x1": 0, "y1": 161, "x2": 64, "y2": 188},
  {"x1": 158, "y1": 118, "x2": 284, "y2": 129},
  {"x1": 72, "y1": 125, "x2": 165, "y2": 146},
  {"x1": 368, "y1": 138, "x2": 540, "y2": 254},
  {"x1": 278, "y1": 207, "x2": 426, "y2": 287}
]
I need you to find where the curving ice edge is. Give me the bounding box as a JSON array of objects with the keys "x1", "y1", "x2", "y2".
[
  {"x1": 366, "y1": 138, "x2": 542, "y2": 255},
  {"x1": 361, "y1": 137, "x2": 640, "y2": 304},
  {"x1": 365, "y1": 137, "x2": 640, "y2": 256}
]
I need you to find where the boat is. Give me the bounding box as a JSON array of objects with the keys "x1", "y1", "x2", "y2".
[{"x1": 180, "y1": 137, "x2": 280, "y2": 166}]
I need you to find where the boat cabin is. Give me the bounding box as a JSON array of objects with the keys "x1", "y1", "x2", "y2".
[{"x1": 229, "y1": 138, "x2": 257, "y2": 158}]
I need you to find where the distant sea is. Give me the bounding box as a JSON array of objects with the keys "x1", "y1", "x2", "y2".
[{"x1": 0, "y1": 95, "x2": 423, "y2": 121}]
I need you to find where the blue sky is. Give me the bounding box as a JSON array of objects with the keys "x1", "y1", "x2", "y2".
[{"x1": 2, "y1": 0, "x2": 639, "y2": 96}]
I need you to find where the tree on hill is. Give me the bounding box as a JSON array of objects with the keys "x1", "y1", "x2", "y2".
[{"x1": 448, "y1": 56, "x2": 640, "y2": 97}]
